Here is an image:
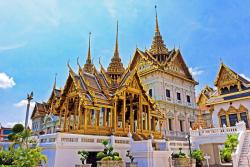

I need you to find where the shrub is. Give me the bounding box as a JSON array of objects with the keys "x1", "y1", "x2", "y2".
[
  {"x1": 12, "y1": 124, "x2": 24, "y2": 134},
  {"x1": 96, "y1": 140, "x2": 122, "y2": 161},
  {"x1": 192, "y1": 149, "x2": 205, "y2": 162},
  {"x1": 96, "y1": 152, "x2": 106, "y2": 159},
  {"x1": 126, "y1": 150, "x2": 134, "y2": 163},
  {"x1": 77, "y1": 150, "x2": 89, "y2": 164},
  {"x1": 102, "y1": 156, "x2": 112, "y2": 161},
  {"x1": 0, "y1": 124, "x2": 47, "y2": 167},
  {"x1": 0, "y1": 149, "x2": 14, "y2": 165},
  {"x1": 220, "y1": 134, "x2": 238, "y2": 162}
]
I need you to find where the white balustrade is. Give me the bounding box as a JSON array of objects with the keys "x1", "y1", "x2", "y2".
[
  {"x1": 190, "y1": 121, "x2": 246, "y2": 167},
  {"x1": 38, "y1": 133, "x2": 131, "y2": 146},
  {"x1": 190, "y1": 121, "x2": 246, "y2": 137}
]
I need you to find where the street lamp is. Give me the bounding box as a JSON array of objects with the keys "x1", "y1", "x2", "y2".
[
  {"x1": 25, "y1": 92, "x2": 33, "y2": 129},
  {"x1": 186, "y1": 134, "x2": 192, "y2": 166}
]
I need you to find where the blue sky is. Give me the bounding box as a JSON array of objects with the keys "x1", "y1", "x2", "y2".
[{"x1": 1, "y1": 0, "x2": 250, "y2": 127}]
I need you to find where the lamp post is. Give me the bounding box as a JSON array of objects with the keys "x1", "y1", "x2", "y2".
[
  {"x1": 186, "y1": 134, "x2": 192, "y2": 166},
  {"x1": 25, "y1": 92, "x2": 33, "y2": 129}
]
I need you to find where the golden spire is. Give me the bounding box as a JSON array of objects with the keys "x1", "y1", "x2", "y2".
[
  {"x1": 86, "y1": 32, "x2": 92, "y2": 64},
  {"x1": 155, "y1": 5, "x2": 160, "y2": 34},
  {"x1": 107, "y1": 21, "x2": 125, "y2": 80},
  {"x1": 84, "y1": 32, "x2": 94, "y2": 73},
  {"x1": 114, "y1": 21, "x2": 119, "y2": 58},
  {"x1": 53, "y1": 73, "x2": 57, "y2": 90},
  {"x1": 149, "y1": 5, "x2": 168, "y2": 56}
]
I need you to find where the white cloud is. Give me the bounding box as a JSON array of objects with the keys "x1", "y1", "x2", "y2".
[
  {"x1": 0, "y1": 72, "x2": 16, "y2": 89},
  {"x1": 189, "y1": 67, "x2": 204, "y2": 79},
  {"x1": 0, "y1": 42, "x2": 27, "y2": 52},
  {"x1": 14, "y1": 99, "x2": 35, "y2": 109},
  {"x1": 240, "y1": 73, "x2": 250, "y2": 81},
  {"x1": 103, "y1": 0, "x2": 138, "y2": 19}
]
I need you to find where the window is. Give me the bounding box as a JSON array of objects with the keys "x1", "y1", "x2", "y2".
[
  {"x1": 220, "y1": 115, "x2": 227, "y2": 127},
  {"x1": 187, "y1": 95, "x2": 191, "y2": 103},
  {"x1": 166, "y1": 89, "x2": 171, "y2": 98},
  {"x1": 168, "y1": 119, "x2": 172, "y2": 131},
  {"x1": 240, "y1": 112, "x2": 249, "y2": 128},
  {"x1": 190, "y1": 121, "x2": 193, "y2": 129},
  {"x1": 149, "y1": 89, "x2": 153, "y2": 97},
  {"x1": 99, "y1": 108, "x2": 105, "y2": 126},
  {"x1": 177, "y1": 92, "x2": 181, "y2": 100},
  {"x1": 180, "y1": 120, "x2": 184, "y2": 132},
  {"x1": 229, "y1": 114, "x2": 238, "y2": 126}
]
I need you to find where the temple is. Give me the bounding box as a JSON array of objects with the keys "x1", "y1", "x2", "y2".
[{"x1": 31, "y1": 23, "x2": 164, "y2": 140}]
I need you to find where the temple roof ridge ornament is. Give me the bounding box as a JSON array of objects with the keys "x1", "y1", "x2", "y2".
[
  {"x1": 83, "y1": 32, "x2": 94, "y2": 73},
  {"x1": 148, "y1": 5, "x2": 168, "y2": 56}
]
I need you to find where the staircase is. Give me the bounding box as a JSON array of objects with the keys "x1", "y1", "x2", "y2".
[{"x1": 238, "y1": 131, "x2": 250, "y2": 167}]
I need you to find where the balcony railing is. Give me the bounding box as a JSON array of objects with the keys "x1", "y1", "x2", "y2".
[{"x1": 190, "y1": 121, "x2": 246, "y2": 137}]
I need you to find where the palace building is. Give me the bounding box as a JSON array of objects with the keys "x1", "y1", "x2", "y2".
[
  {"x1": 208, "y1": 63, "x2": 250, "y2": 128},
  {"x1": 196, "y1": 63, "x2": 250, "y2": 129},
  {"x1": 191, "y1": 63, "x2": 250, "y2": 167},
  {"x1": 31, "y1": 22, "x2": 164, "y2": 140},
  {"x1": 128, "y1": 7, "x2": 198, "y2": 140}
]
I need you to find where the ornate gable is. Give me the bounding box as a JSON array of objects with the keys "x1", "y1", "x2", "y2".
[
  {"x1": 165, "y1": 50, "x2": 194, "y2": 81},
  {"x1": 197, "y1": 93, "x2": 208, "y2": 106},
  {"x1": 215, "y1": 64, "x2": 238, "y2": 89}
]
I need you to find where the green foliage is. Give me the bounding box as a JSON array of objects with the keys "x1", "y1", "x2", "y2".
[
  {"x1": 0, "y1": 149, "x2": 14, "y2": 165},
  {"x1": 172, "y1": 148, "x2": 187, "y2": 158},
  {"x1": 191, "y1": 149, "x2": 205, "y2": 162},
  {"x1": 101, "y1": 156, "x2": 112, "y2": 161},
  {"x1": 113, "y1": 156, "x2": 122, "y2": 161},
  {"x1": 0, "y1": 123, "x2": 47, "y2": 166},
  {"x1": 96, "y1": 140, "x2": 122, "y2": 161},
  {"x1": 12, "y1": 147, "x2": 47, "y2": 167},
  {"x1": 220, "y1": 134, "x2": 239, "y2": 162},
  {"x1": 96, "y1": 152, "x2": 106, "y2": 159},
  {"x1": 12, "y1": 124, "x2": 24, "y2": 134},
  {"x1": 102, "y1": 140, "x2": 108, "y2": 146},
  {"x1": 77, "y1": 150, "x2": 89, "y2": 164},
  {"x1": 126, "y1": 150, "x2": 134, "y2": 163}
]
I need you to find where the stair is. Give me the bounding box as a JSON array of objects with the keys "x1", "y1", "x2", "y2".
[{"x1": 238, "y1": 131, "x2": 250, "y2": 167}]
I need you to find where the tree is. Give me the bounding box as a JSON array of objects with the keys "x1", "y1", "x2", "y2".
[{"x1": 0, "y1": 124, "x2": 47, "y2": 167}]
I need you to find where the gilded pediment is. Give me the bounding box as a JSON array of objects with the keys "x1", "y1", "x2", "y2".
[
  {"x1": 197, "y1": 93, "x2": 208, "y2": 106},
  {"x1": 216, "y1": 66, "x2": 238, "y2": 88}
]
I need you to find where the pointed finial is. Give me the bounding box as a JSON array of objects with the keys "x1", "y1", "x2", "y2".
[
  {"x1": 53, "y1": 73, "x2": 57, "y2": 89},
  {"x1": 155, "y1": 5, "x2": 160, "y2": 33},
  {"x1": 67, "y1": 59, "x2": 73, "y2": 71},
  {"x1": 220, "y1": 58, "x2": 223, "y2": 64},
  {"x1": 114, "y1": 20, "x2": 119, "y2": 57},
  {"x1": 77, "y1": 56, "x2": 82, "y2": 70},
  {"x1": 99, "y1": 57, "x2": 101, "y2": 65},
  {"x1": 86, "y1": 32, "x2": 92, "y2": 64}
]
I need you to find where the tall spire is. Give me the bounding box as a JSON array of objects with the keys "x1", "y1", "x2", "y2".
[
  {"x1": 114, "y1": 21, "x2": 119, "y2": 58},
  {"x1": 84, "y1": 32, "x2": 94, "y2": 73},
  {"x1": 53, "y1": 73, "x2": 57, "y2": 90},
  {"x1": 149, "y1": 5, "x2": 168, "y2": 57},
  {"x1": 86, "y1": 32, "x2": 92, "y2": 64},
  {"x1": 155, "y1": 5, "x2": 160, "y2": 34},
  {"x1": 107, "y1": 21, "x2": 125, "y2": 80}
]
